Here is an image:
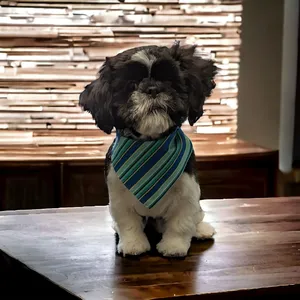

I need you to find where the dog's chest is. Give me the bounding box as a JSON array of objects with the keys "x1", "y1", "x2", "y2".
[{"x1": 107, "y1": 165, "x2": 200, "y2": 218}]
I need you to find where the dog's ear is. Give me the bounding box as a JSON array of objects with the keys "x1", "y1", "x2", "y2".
[
  {"x1": 79, "y1": 59, "x2": 115, "y2": 134},
  {"x1": 170, "y1": 41, "x2": 218, "y2": 126}
]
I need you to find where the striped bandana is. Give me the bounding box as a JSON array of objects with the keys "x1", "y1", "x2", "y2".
[{"x1": 111, "y1": 127, "x2": 193, "y2": 209}]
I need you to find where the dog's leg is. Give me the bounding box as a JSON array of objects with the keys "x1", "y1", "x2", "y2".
[
  {"x1": 194, "y1": 209, "x2": 216, "y2": 240},
  {"x1": 110, "y1": 205, "x2": 151, "y2": 256},
  {"x1": 108, "y1": 167, "x2": 150, "y2": 256},
  {"x1": 156, "y1": 174, "x2": 199, "y2": 257},
  {"x1": 156, "y1": 202, "x2": 197, "y2": 257},
  {"x1": 156, "y1": 174, "x2": 215, "y2": 257}
]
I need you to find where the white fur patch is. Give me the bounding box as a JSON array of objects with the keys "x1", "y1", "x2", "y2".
[
  {"x1": 132, "y1": 50, "x2": 156, "y2": 70},
  {"x1": 137, "y1": 112, "x2": 173, "y2": 138},
  {"x1": 129, "y1": 91, "x2": 174, "y2": 138},
  {"x1": 107, "y1": 166, "x2": 215, "y2": 257},
  {"x1": 195, "y1": 222, "x2": 216, "y2": 240}
]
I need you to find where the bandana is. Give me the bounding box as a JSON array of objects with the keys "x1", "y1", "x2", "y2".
[{"x1": 111, "y1": 127, "x2": 193, "y2": 209}]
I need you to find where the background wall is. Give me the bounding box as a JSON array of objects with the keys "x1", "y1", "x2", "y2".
[
  {"x1": 237, "y1": 0, "x2": 284, "y2": 150},
  {"x1": 0, "y1": 0, "x2": 242, "y2": 136},
  {"x1": 279, "y1": 0, "x2": 299, "y2": 172},
  {"x1": 238, "y1": 0, "x2": 300, "y2": 172},
  {"x1": 237, "y1": 0, "x2": 300, "y2": 196},
  {"x1": 292, "y1": 1, "x2": 300, "y2": 168},
  {"x1": 294, "y1": 88, "x2": 300, "y2": 167}
]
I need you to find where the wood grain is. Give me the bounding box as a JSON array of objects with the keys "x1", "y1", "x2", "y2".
[
  {"x1": 0, "y1": 197, "x2": 299, "y2": 299},
  {"x1": 0, "y1": 0, "x2": 241, "y2": 134},
  {"x1": 0, "y1": 127, "x2": 272, "y2": 162}
]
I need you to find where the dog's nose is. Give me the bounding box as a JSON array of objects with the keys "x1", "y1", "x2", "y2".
[{"x1": 147, "y1": 87, "x2": 158, "y2": 98}]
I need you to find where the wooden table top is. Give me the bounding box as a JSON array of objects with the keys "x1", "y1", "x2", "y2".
[
  {"x1": 0, "y1": 128, "x2": 275, "y2": 163},
  {"x1": 0, "y1": 197, "x2": 299, "y2": 299}
]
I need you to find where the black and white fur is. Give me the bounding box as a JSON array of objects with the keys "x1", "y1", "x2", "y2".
[{"x1": 79, "y1": 41, "x2": 217, "y2": 257}]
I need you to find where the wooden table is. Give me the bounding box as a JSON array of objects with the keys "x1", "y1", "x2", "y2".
[{"x1": 1, "y1": 197, "x2": 299, "y2": 299}]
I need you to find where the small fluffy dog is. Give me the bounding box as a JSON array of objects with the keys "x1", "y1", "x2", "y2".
[{"x1": 79, "y1": 41, "x2": 217, "y2": 257}]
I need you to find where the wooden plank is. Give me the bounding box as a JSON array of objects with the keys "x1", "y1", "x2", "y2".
[
  {"x1": 1, "y1": 0, "x2": 242, "y2": 5},
  {"x1": 0, "y1": 127, "x2": 274, "y2": 162},
  {"x1": 0, "y1": 5, "x2": 243, "y2": 14}
]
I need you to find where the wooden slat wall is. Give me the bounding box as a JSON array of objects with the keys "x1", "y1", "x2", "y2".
[{"x1": 0, "y1": 0, "x2": 242, "y2": 134}]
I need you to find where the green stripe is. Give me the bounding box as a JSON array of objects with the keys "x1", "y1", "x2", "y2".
[
  {"x1": 137, "y1": 132, "x2": 184, "y2": 199},
  {"x1": 144, "y1": 140, "x2": 192, "y2": 207},
  {"x1": 133, "y1": 135, "x2": 182, "y2": 196},
  {"x1": 145, "y1": 148, "x2": 192, "y2": 208},
  {"x1": 122, "y1": 135, "x2": 173, "y2": 184},
  {"x1": 144, "y1": 138, "x2": 192, "y2": 208},
  {"x1": 132, "y1": 147, "x2": 175, "y2": 195},
  {"x1": 111, "y1": 136, "x2": 128, "y2": 161},
  {"x1": 112, "y1": 137, "x2": 130, "y2": 162},
  {"x1": 121, "y1": 139, "x2": 162, "y2": 182},
  {"x1": 117, "y1": 141, "x2": 154, "y2": 178},
  {"x1": 113, "y1": 138, "x2": 136, "y2": 166}
]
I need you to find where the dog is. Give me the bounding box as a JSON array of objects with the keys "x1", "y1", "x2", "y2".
[{"x1": 79, "y1": 41, "x2": 217, "y2": 257}]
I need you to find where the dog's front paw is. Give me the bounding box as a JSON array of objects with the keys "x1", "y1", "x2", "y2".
[
  {"x1": 118, "y1": 235, "x2": 151, "y2": 256},
  {"x1": 157, "y1": 237, "x2": 190, "y2": 257},
  {"x1": 195, "y1": 222, "x2": 216, "y2": 240}
]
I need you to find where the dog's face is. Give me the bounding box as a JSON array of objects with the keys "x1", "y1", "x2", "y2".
[{"x1": 79, "y1": 42, "x2": 217, "y2": 137}]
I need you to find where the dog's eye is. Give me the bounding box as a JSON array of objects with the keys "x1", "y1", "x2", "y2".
[
  {"x1": 123, "y1": 61, "x2": 148, "y2": 82},
  {"x1": 129, "y1": 82, "x2": 139, "y2": 91},
  {"x1": 151, "y1": 59, "x2": 179, "y2": 82},
  {"x1": 128, "y1": 82, "x2": 138, "y2": 90}
]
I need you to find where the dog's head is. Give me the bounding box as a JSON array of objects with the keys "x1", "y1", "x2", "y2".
[{"x1": 79, "y1": 41, "x2": 217, "y2": 138}]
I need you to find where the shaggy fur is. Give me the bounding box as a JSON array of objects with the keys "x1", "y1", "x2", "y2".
[{"x1": 79, "y1": 41, "x2": 217, "y2": 257}]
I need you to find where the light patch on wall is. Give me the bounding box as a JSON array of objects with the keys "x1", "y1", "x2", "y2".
[{"x1": 0, "y1": 0, "x2": 242, "y2": 135}]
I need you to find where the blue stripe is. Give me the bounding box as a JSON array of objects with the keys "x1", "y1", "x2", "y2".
[
  {"x1": 124, "y1": 132, "x2": 175, "y2": 189},
  {"x1": 139, "y1": 132, "x2": 187, "y2": 204},
  {"x1": 133, "y1": 130, "x2": 182, "y2": 196},
  {"x1": 146, "y1": 145, "x2": 192, "y2": 208},
  {"x1": 113, "y1": 140, "x2": 142, "y2": 172}
]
